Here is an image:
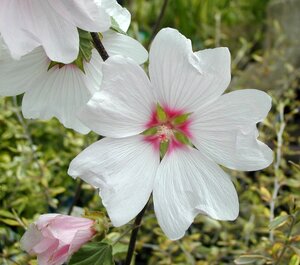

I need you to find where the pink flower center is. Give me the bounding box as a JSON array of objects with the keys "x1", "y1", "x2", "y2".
[{"x1": 143, "y1": 104, "x2": 192, "y2": 157}]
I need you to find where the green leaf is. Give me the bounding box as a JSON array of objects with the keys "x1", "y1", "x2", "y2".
[
  {"x1": 68, "y1": 242, "x2": 114, "y2": 265},
  {"x1": 0, "y1": 218, "x2": 20, "y2": 226},
  {"x1": 78, "y1": 29, "x2": 94, "y2": 63},
  {"x1": 160, "y1": 141, "x2": 169, "y2": 158},
  {"x1": 289, "y1": 255, "x2": 300, "y2": 265},
  {"x1": 234, "y1": 255, "x2": 267, "y2": 264},
  {"x1": 0, "y1": 210, "x2": 15, "y2": 219},
  {"x1": 172, "y1": 113, "x2": 192, "y2": 125},
  {"x1": 174, "y1": 131, "x2": 191, "y2": 145},
  {"x1": 156, "y1": 104, "x2": 167, "y2": 122},
  {"x1": 269, "y1": 215, "x2": 290, "y2": 230},
  {"x1": 142, "y1": 127, "x2": 157, "y2": 136},
  {"x1": 110, "y1": 17, "x2": 126, "y2": 35}
]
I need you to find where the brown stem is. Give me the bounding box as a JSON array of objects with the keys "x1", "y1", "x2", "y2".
[
  {"x1": 149, "y1": 0, "x2": 169, "y2": 44},
  {"x1": 90, "y1": 32, "x2": 109, "y2": 61},
  {"x1": 68, "y1": 179, "x2": 83, "y2": 215},
  {"x1": 124, "y1": 202, "x2": 149, "y2": 265}
]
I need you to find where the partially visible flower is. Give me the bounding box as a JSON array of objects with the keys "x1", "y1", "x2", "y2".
[
  {"x1": 68, "y1": 28, "x2": 273, "y2": 240},
  {"x1": 20, "y1": 214, "x2": 95, "y2": 265},
  {"x1": 0, "y1": 9, "x2": 148, "y2": 134},
  {"x1": 0, "y1": 0, "x2": 113, "y2": 64}
]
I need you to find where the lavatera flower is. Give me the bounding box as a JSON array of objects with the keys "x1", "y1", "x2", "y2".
[
  {"x1": 68, "y1": 28, "x2": 273, "y2": 240},
  {"x1": 0, "y1": 8, "x2": 147, "y2": 134},
  {"x1": 0, "y1": 0, "x2": 132, "y2": 64},
  {"x1": 20, "y1": 214, "x2": 95, "y2": 265}
]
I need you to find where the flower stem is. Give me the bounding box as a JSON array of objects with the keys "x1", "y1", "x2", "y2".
[
  {"x1": 124, "y1": 202, "x2": 149, "y2": 265},
  {"x1": 149, "y1": 0, "x2": 169, "y2": 44},
  {"x1": 90, "y1": 32, "x2": 109, "y2": 61},
  {"x1": 68, "y1": 179, "x2": 83, "y2": 215}
]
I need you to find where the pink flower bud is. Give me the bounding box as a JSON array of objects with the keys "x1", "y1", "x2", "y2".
[{"x1": 20, "y1": 214, "x2": 96, "y2": 265}]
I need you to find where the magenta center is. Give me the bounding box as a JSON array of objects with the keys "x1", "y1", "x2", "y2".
[{"x1": 143, "y1": 105, "x2": 192, "y2": 155}]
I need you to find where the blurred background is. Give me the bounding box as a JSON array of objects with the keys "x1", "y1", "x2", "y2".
[{"x1": 1, "y1": 0, "x2": 299, "y2": 264}]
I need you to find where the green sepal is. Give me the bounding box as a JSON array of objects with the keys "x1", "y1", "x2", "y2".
[
  {"x1": 160, "y1": 140, "x2": 169, "y2": 159},
  {"x1": 47, "y1": 61, "x2": 65, "y2": 71},
  {"x1": 110, "y1": 17, "x2": 127, "y2": 35},
  {"x1": 174, "y1": 131, "x2": 191, "y2": 146},
  {"x1": 82, "y1": 209, "x2": 110, "y2": 239},
  {"x1": 156, "y1": 103, "x2": 167, "y2": 122},
  {"x1": 142, "y1": 127, "x2": 157, "y2": 136},
  {"x1": 172, "y1": 113, "x2": 192, "y2": 125},
  {"x1": 68, "y1": 242, "x2": 114, "y2": 265}
]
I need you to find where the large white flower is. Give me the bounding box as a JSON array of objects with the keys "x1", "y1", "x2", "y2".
[
  {"x1": 68, "y1": 28, "x2": 273, "y2": 240},
  {"x1": 0, "y1": 22, "x2": 147, "y2": 134},
  {"x1": 0, "y1": 0, "x2": 129, "y2": 64}
]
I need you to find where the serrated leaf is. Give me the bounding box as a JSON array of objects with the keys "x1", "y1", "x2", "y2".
[
  {"x1": 142, "y1": 127, "x2": 157, "y2": 136},
  {"x1": 78, "y1": 29, "x2": 94, "y2": 62},
  {"x1": 172, "y1": 113, "x2": 191, "y2": 125},
  {"x1": 234, "y1": 255, "x2": 267, "y2": 264},
  {"x1": 68, "y1": 242, "x2": 114, "y2": 265},
  {"x1": 156, "y1": 104, "x2": 167, "y2": 122},
  {"x1": 160, "y1": 141, "x2": 169, "y2": 158},
  {"x1": 269, "y1": 215, "x2": 290, "y2": 230}
]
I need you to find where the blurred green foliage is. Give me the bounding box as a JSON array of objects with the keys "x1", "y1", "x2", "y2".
[{"x1": 1, "y1": 0, "x2": 300, "y2": 264}]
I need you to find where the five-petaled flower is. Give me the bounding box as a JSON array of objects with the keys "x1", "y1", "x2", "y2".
[
  {"x1": 20, "y1": 214, "x2": 95, "y2": 265},
  {"x1": 68, "y1": 28, "x2": 273, "y2": 240},
  {"x1": 0, "y1": 6, "x2": 148, "y2": 133},
  {"x1": 0, "y1": 0, "x2": 129, "y2": 64}
]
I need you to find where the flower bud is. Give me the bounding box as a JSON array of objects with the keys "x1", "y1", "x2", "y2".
[{"x1": 20, "y1": 214, "x2": 95, "y2": 265}]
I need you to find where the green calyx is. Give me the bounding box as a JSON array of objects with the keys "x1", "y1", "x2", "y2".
[{"x1": 48, "y1": 29, "x2": 96, "y2": 73}]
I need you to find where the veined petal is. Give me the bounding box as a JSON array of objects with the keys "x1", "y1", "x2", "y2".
[
  {"x1": 68, "y1": 136, "x2": 159, "y2": 227},
  {"x1": 153, "y1": 147, "x2": 239, "y2": 240},
  {"x1": 0, "y1": 0, "x2": 79, "y2": 64},
  {"x1": 78, "y1": 55, "x2": 155, "y2": 138},
  {"x1": 149, "y1": 28, "x2": 230, "y2": 112},
  {"x1": 0, "y1": 0, "x2": 40, "y2": 59},
  {"x1": 22, "y1": 49, "x2": 102, "y2": 134},
  {"x1": 190, "y1": 89, "x2": 273, "y2": 171},
  {"x1": 0, "y1": 46, "x2": 47, "y2": 96},
  {"x1": 101, "y1": 0, "x2": 131, "y2": 32},
  {"x1": 102, "y1": 30, "x2": 148, "y2": 65},
  {"x1": 48, "y1": 0, "x2": 111, "y2": 33}
]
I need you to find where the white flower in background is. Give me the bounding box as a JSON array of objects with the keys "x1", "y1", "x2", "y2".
[
  {"x1": 0, "y1": 10, "x2": 148, "y2": 134},
  {"x1": 0, "y1": 0, "x2": 114, "y2": 64},
  {"x1": 68, "y1": 28, "x2": 273, "y2": 240}
]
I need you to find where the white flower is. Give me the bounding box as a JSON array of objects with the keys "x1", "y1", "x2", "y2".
[
  {"x1": 0, "y1": 0, "x2": 123, "y2": 64},
  {"x1": 68, "y1": 28, "x2": 273, "y2": 240},
  {"x1": 0, "y1": 13, "x2": 148, "y2": 134}
]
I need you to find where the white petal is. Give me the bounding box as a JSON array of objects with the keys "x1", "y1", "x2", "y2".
[
  {"x1": 20, "y1": 224, "x2": 43, "y2": 254},
  {"x1": 102, "y1": 30, "x2": 148, "y2": 65},
  {"x1": 78, "y1": 55, "x2": 155, "y2": 138},
  {"x1": 22, "y1": 49, "x2": 102, "y2": 134},
  {"x1": 149, "y1": 28, "x2": 230, "y2": 112},
  {"x1": 101, "y1": 0, "x2": 131, "y2": 32},
  {"x1": 0, "y1": 47, "x2": 47, "y2": 96},
  {"x1": 0, "y1": 0, "x2": 79, "y2": 64},
  {"x1": 68, "y1": 136, "x2": 159, "y2": 226},
  {"x1": 190, "y1": 89, "x2": 273, "y2": 171},
  {"x1": 48, "y1": 0, "x2": 111, "y2": 32},
  {"x1": 194, "y1": 47, "x2": 231, "y2": 96},
  {"x1": 153, "y1": 147, "x2": 239, "y2": 240},
  {"x1": 0, "y1": 0, "x2": 40, "y2": 59}
]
